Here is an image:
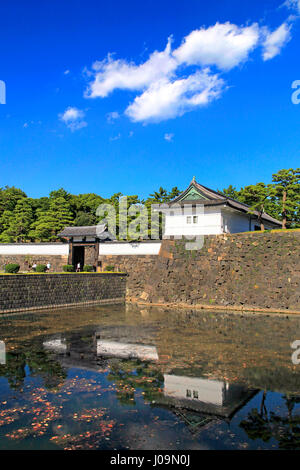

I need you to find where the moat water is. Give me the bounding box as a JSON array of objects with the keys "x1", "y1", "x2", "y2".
[{"x1": 0, "y1": 303, "x2": 300, "y2": 450}]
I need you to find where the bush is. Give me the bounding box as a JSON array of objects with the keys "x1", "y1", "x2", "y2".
[
  {"x1": 36, "y1": 264, "x2": 47, "y2": 273},
  {"x1": 83, "y1": 265, "x2": 93, "y2": 272},
  {"x1": 63, "y1": 264, "x2": 75, "y2": 272},
  {"x1": 5, "y1": 263, "x2": 20, "y2": 274},
  {"x1": 105, "y1": 265, "x2": 115, "y2": 272}
]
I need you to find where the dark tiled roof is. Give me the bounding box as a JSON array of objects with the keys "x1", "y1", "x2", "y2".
[
  {"x1": 58, "y1": 224, "x2": 107, "y2": 238},
  {"x1": 170, "y1": 179, "x2": 282, "y2": 226}
]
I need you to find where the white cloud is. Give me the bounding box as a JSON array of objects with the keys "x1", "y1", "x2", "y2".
[
  {"x1": 262, "y1": 23, "x2": 292, "y2": 61},
  {"x1": 86, "y1": 37, "x2": 176, "y2": 98},
  {"x1": 84, "y1": 18, "x2": 294, "y2": 123},
  {"x1": 283, "y1": 0, "x2": 300, "y2": 13},
  {"x1": 164, "y1": 133, "x2": 174, "y2": 142},
  {"x1": 106, "y1": 111, "x2": 120, "y2": 123},
  {"x1": 110, "y1": 133, "x2": 121, "y2": 141},
  {"x1": 126, "y1": 70, "x2": 225, "y2": 122},
  {"x1": 64, "y1": 69, "x2": 70, "y2": 75},
  {"x1": 59, "y1": 106, "x2": 87, "y2": 131},
  {"x1": 173, "y1": 22, "x2": 260, "y2": 71}
]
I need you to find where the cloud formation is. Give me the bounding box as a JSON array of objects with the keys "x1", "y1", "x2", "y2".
[
  {"x1": 86, "y1": 38, "x2": 176, "y2": 98},
  {"x1": 106, "y1": 111, "x2": 120, "y2": 123},
  {"x1": 164, "y1": 133, "x2": 174, "y2": 142},
  {"x1": 173, "y1": 22, "x2": 260, "y2": 70},
  {"x1": 126, "y1": 70, "x2": 225, "y2": 122},
  {"x1": 59, "y1": 106, "x2": 87, "y2": 131},
  {"x1": 283, "y1": 0, "x2": 300, "y2": 13},
  {"x1": 85, "y1": 18, "x2": 294, "y2": 123},
  {"x1": 262, "y1": 23, "x2": 292, "y2": 60}
]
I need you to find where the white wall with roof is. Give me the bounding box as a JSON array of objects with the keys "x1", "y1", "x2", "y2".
[
  {"x1": 0, "y1": 244, "x2": 69, "y2": 255},
  {"x1": 164, "y1": 206, "x2": 223, "y2": 237},
  {"x1": 99, "y1": 242, "x2": 161, "y2": 256}
]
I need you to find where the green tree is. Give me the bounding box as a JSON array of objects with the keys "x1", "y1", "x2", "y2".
[
  {"x1": 30, "y1": 196, "x2": 74, "y2": 241},
  {"x1": 49, "y1": 188, "x2": 71, "y2": 201},
  {"x1": 219, "y1": 185, "x2": 240, "y2": 200},
  {"x1": 271, "y1": 168, "x2": 300, "y2": 229},
  {"x1": 168, "y1": 186, "x2": 181, "y2": 201},
  {"x1": 149, "y1": 187, "x2": 169, "y2": 203},
  {"x1": 0, "y1": 186, "x2": 27, "y2": 234},
  {"x1": 0, "y1": 186, "x2": 27, "y2": 213},
  {"x1": 239, "y1": 183, "x2": 273, "y2": 231},
  {"x1": 1, "y1": 198, "x2": 34, "y2": 241},
  {"x1": 73, "y1": 211, "x2": 95, "y2": 226}
]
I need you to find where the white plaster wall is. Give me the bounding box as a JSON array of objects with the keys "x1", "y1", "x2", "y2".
[
  {"x1": 164, "y1": 374, "x2": 225, "y2": 405},
  {"x1": 0, "y1": 244, "x2": 69, "y2": 255},
  {"x1": 249, "y1": 218, "x2": 276, "y2": 231},
  {"x1": 164, "y1": 206, "x2": 223, "y2": 236},
  {"x1": 222, "y1": 209, "x2": 250, "y2": 234},
  {"x1": 99, "y1": 242, "x2": 161, "y2": 256},
  {"x1": 222, "y1": 209, "x2": 277, "y2": 233}
]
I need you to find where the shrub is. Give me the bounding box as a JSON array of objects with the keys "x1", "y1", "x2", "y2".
[
  {"x1": 83, "y1": 265, "x2": 93, "y2": 272},
  {"x1": 5, "y1": 263, "x2": 20, "y2": 274},
  {"x1": 63, "y1": 264, "x2": 75, "y2": 272},
  {"x1": 36, "y1": 264, "x2": 47, "y2": 273},
  {"x1": 105, "y1": 265, "x2": 115, "y2": 272}
]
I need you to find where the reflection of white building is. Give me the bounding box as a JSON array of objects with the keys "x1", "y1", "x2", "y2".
[
  {"x1": 43, "y1": 338, "x2": 67, "y2": 353},
  {"x1": 97, "y1": 340, "x2": 158, "y2": 361},
  {"x1": 160, "y1": 373, "x2": 256, "y2": 418},
  {"x1": 164, "y1": 374, "x2": 227, "y2": 406},
  {"x1": 0, "y1": 341, "x2": 5, "y2": 365}
]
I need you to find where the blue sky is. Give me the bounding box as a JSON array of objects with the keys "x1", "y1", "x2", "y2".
[{"x1": 0, "y1": 0, "x2": 300, "y2": 199}]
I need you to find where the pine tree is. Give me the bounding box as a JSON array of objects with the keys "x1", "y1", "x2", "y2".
[
  {"x1": 239, "y1": 183, "x2": 272, "y2": 231},
  {"x1": 271, "y1": 168, "x2": 300, "y2": 229},
  {"x1": 4, "y1": 198, "x2": 34, "y2": 241},
  {"x1": 30, "y1": 196, "x2": 74, "y2": 241}
]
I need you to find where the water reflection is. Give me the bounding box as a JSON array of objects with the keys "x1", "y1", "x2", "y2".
[
  {"x1": 0, "y1": 303, "x2": 299, "y2": 449},
  {"x1": 0, "y1": 341, "x2": 5, "y2": 365},
  {"x1": 96, "y1": 340, "x2": 159, "y2": 361}
]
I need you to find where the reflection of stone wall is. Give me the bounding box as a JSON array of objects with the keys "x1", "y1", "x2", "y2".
[
  {"x1": 0, "y1": 273, "x2": 126, "y2": 314},
  {"x1": 0, "y1": 254, "x2": 68, "y2": 272},
  {"x1": 100, "y1": 231, "x2": 300, "y2": 312}
]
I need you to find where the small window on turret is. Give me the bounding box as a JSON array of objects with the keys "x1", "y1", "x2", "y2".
[
  {"x1": 187, "y1": 216, "x2": 192, "y2": 224},
  {"x1": 193, "y1": 216, "x2": 198, "y2": 224}
]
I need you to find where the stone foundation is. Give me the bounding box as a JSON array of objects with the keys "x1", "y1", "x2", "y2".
[
  {"x1": 100, "y1": 231, "x2": 300, "y2": 312},
  {"x1": 0, "y1": 273, "x2": 126, "y2": 314}
]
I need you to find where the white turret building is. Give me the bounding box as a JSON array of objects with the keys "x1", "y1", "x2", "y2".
[{"x1": 162, "y1": 178, "x2": 281, "y2": 237}]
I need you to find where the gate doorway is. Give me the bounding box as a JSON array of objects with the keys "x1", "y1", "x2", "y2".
[{"x1": 73, "y1": 246, "x2": 85, "y2": 271}]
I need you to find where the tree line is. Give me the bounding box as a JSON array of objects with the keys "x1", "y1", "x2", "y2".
[{"x1": 0, "y1": 168, "x2": 299, "y2": 242}]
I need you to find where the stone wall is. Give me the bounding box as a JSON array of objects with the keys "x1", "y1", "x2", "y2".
[
  {"x1": 0, "y1": 273, "x2": 126, "y2": 314},
  {"x1": 100, "y1": 255, "x2": 157, "y2": 298},
  {"x1": 0, "y1": 254, "x2": 68, "y2": 272},
  {"x1": 100, "y1": 231, "x2": 300, "y2": 312}
]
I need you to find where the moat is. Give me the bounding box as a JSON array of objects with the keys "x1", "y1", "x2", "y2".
[{"x1": 0, "y1": 304, "x2": 300, "y2": 450}]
